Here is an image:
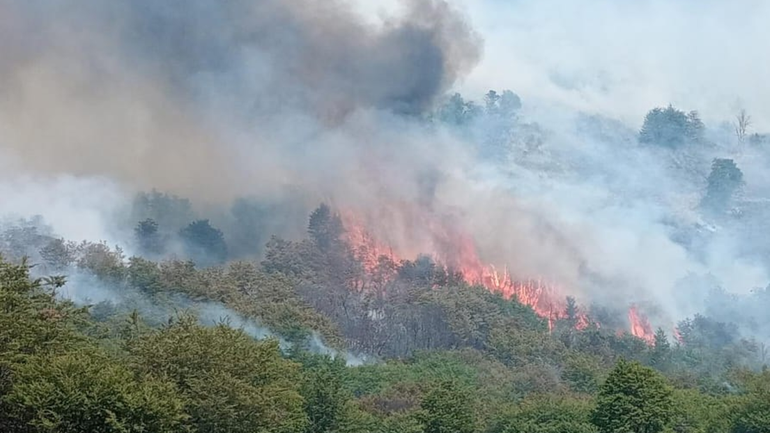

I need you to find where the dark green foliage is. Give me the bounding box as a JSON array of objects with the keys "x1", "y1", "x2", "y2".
[
  {"x1": 437, "y1": 93, "x2": 482, "y2": 126},
  {"x1": 0, "y1": 258, "x2": 86, "y2": 361},
  {"x1": 295, "y1": 354, "x2": 349, "y2": 433},
  {"x1": 2, "y1": 196, "x2": 770, "y2": 433},
  {"x1": 418, "y1": 380, "x2": 476, "y2": 433},
  {"x1": 667, "y1": 388, "x2": 735, "y2": 433},
  {"x1": 307, "y1": 204, "x2": 344, "y2": 252},
  {"x1": 592, "y1": 359, "x2": 674, "y2": 433},
  {"x1": 228, "y1": 198, "x2": 273, "y2": 258},
  {"x1": 730, "y1": 370, "x2": 770, "y2": 433},
  {"x1": 179, "y1": 219, "x2": 228, "y2": 267},
  {"x1": 649, "y1": 328, "x2": 672, "y2": 371},
  {"x1": 73, "y1": 241, "x2": 126, "y2": 282},
  {"x1": 1, "y1": 350, "x2": 187, "y2": 433},
  {"x1": 701, "y1": 158, "x2": 744, "y2": 215},
  {"x1": 639, "y1": 105, "x2": 704, "y2": 146},
  {"x1": 127, "y1": 256, "x2": 164, "y2": 294},
  {"x1": 565, "y1": 296, "x2": 579, "y2": 326},
  {"x1": 134, "y1": 218, "x2": 164, "y2": 256},
  {"x1": 490, "y1": 395, "x2": 598, "y2": 433},
  {"x1": 39, "y1": 238, "x2": 74, "y2": 271},
  {"x1": 563, "y1": 354, "x2": 604, "y2": 394},
  {"x1": 130, "y1": 314, "x2": 308, "y2": 433},
  {"x1": 397, "y1": 255, "x2": 453, "y2": 287}
]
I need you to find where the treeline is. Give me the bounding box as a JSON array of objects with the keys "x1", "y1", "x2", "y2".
[
  {"x1": 1, "y1": 203, "x2": 770, "y2": 432},
  {"x1": 2, "y1": 256, "x2": 769, "y2": 433}
]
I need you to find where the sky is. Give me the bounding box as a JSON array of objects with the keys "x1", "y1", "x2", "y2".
[{"x1": 356, "y1": 0, "x2": 770, "y2": 129}]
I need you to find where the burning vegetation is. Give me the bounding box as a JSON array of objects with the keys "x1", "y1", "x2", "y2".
[{"x1": 340, "y1": 205, "x2": 653, "y2": 339}]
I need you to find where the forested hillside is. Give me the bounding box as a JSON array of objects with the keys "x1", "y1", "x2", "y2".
[
  {"x1": 3, "y1": 0, "x2": 770, "y2": 432},
  {"x1": 1, "y1": 200, "x2": 769, "y2": 432}
]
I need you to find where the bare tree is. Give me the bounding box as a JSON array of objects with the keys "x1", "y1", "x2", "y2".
[{"x1": 735, "y1": 109, "x2": 752, "y2": 142}]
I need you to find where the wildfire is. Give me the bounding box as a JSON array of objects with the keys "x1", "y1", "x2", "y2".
[
  {"x1": 339, "y1": 208, "x2": 589, "y2": 331},
  {"x1": 673, "y1": 327, "x2": 683, "y2": 344},
  {"x1": 339, "y1": 207, "x2": 659, "y2": 342},
  {"x1": 339, "y1": 211, "x2": 399, "y2": 272},
  {"x1": 628, "y1": 305, "x2": 655, "y2": 344}
]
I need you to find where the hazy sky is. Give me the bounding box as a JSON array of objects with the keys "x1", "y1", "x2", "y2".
[{"x1": 357, "y1": 0, "x2": 770, "y2": 129}]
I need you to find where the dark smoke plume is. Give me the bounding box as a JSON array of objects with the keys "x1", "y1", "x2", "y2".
[{"x1": 0, "y1": 0, "x2": 481, "y2": 199}]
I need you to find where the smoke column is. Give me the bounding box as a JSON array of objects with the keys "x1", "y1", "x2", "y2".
[{"x1": 2, "y1": 0, "x2": 770, "y2": 341}]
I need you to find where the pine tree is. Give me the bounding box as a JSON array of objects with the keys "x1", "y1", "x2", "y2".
[
  {"x1": 650, "y1": 328, "x2": 672, "y2": 371},
  {"x1": 592, "y1": 359, "x2": 674, "y2": 433}
]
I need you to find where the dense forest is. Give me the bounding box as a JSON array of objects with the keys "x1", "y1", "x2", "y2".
[
  {"x1": 1, "y1": 181, "x2": 769, "y2": 432},
  {"x1": 3, "y1": 0, "x2": 770, "y2": 432}
]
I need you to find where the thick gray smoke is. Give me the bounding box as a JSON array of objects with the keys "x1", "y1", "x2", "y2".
[
  {"x1": 2, "y1": 0, "x2": 770, "y2": 344},
  {"x1": 0, "y1": 0, "x2": 480, "y2": 200}
]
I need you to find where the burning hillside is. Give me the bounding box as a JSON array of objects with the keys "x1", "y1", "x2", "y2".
[
  {"x1": 339, "y1": 206, "x2": 660, "y2": 339},
  {"x1": 339, "y1": 207, "x2": 588, "y2": 331}
]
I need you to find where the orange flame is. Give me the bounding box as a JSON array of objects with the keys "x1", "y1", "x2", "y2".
[
  {"x1": 340, "y1": 209, "x2": 589, "y2": 331},
  {"x1": 673, "y1": 327, "x2": 683, "y2": 344},
  {"x1": 628, "y1": 305, "x2": 655, "y2": 344},
  {"x1": 340, "y1": 211, "x2": 399, "y2": 272}
]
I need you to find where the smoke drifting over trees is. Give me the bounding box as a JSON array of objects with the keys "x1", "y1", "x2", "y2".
[
  {"x1": 0, "y1": 0, "x2": 480, "y2": 197},
  {"x1": 2, "y1": 1, "x2": 770, "y2": 430},
  {"x1": 3, "y1": 0, "x2": 770, "y2": 341}
]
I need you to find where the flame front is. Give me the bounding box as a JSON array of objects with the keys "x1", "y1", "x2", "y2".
[
  {"x1": 339, "y1": 209, "x2": 589, "y2": 331},
  {"x1": 628, "y1": 305, "x2": 655, "y2": 344}
]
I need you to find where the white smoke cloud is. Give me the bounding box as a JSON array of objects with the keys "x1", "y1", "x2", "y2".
[
  {"x1": 456, "y1": 0, "x2": 770, "y2": 129},
  {"x1": 2, "y1": 0, "x2": 769, "y2": 340},
  {"x1": 0, "y1": 169, "x2": 129, "y2": 248}
]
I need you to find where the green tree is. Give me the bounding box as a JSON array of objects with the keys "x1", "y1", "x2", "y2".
[
  {"x1": 418, "y1": 380, "x2": 476, "y2": 433},
  {"x1": 229, "y1": 198, "x2": 271, "y2": 258},
  {"x1": 649, "y1": 328, "x2": 671, "y2": 371},
  {"x1": 0, "y1": 257, "x2": 85, "y2": 361},
  {"x1": 73, "y1": 241, "x2": 126, "y2": 282},
  {"x1": 562, "y1": 354, "x2": 604, "y2": 394},
  {"x1": 39, "y1": 238, "x2": 74, "y2": 271},
  {"x1": 591, "y1": 359, "x2": 674, "y2": 433},
  {"x1": 565, "y1": 296, "x2": 579, "y2": 326},
  {"x1": 179, "y1": 219, "x2": 228, "y2": 266},
  {"x1": 307, "y1": 204, "x2": 344, "y2": 252},
  {"x1": 701, "y1": 158, "x2": 744, "y2": 215},
  {"x1": 296, "y1": 354, "x2": 349, "y2": 433},
  {"x1": 130, "y1": 314, "x2": 307, "y2": 433},
  {"x1": 639, "y1": 105, "x2": 703, "y2": 147},
  {"x1": 0, "y1": 350, "x2": 186, "y2": 433},
  {"x1": 731, "y1": 370, "x2": 770, "y2": 433},
  {"x1": 127, "y1": 256, "x2": 165, "y2": 294},
  {"x1": 134, "y1": 218, "x2": 164, "y2": 256},
  {"x1": 491, "y1": 395, "x2": 598, "y2": 433}
]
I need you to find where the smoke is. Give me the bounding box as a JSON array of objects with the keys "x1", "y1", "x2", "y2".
[
  {"x1": 2, "y1": 0, "x2": 770, "y2": 342},
  {"x1": 0, "y1": 0, "x2": 480, "y2": 201},
  {"x1": 456, "y1": 0, "x2": 770, "y2": 129},
  {"x1": 57, "y1": 269, "x2": 368, "y2": 365},
  {"x1": 0, "y1": 174, "x2": 129, "y2": 249}
]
